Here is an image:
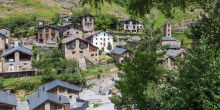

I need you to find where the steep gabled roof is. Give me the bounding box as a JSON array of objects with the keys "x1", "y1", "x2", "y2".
[
  {"x1": 84, "y1": 31, "x2": 113, "y2": 39},
  {"x1": 37, "y1": 26, "x2": 59, "y2": 30},
  {"x1": 1, "y1": 46, "x2": 33, "y2": 57},
  {"x1": 59, "y1": 23, "x2": 74, "y2": 28},
  {"x1": 28, "y1": 91, "x2": 69, "y2": 110},
  {"x1": 38, "y1": 79, "x2": 82, "y2": 92},
  {"x1": 112, "y1": 48, "x2": 127, "y2": 55},
  {"x1": 162, "y1": 37, "x2": 179, "y2": 41},
  {"x1": 168, "y1": 45, "x2": 181, "y2": 49},
  {"x1": 2, "y1": 27, "x2": 12, "y2": 31},
  {"x1": 165, "y1": 49, "x2": 183, "y2": 58},
  {"x1": 120, "y1": 19, "x2": 143, "y2": 24},
  {"x1": 0, "y1": 91, "x2": 17, "y2": 106}
]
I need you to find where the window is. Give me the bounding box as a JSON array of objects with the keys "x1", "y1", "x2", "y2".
[
  {"x1": 104, "y1": 43, "x2": 105, "y2": 47},
  {"x1": 126, "y1": 25, "x2": 128, "y2": 29},
  {"x1": 96, "y1": 43, "x2": 97, "y2": 45},
  {"x1": 100, "y1": 38, "x2": 102, "y2": 40},
  {"x1": 46, "y1": 34, "x2": 49, "y2": 37},
  {"x1": 69, "y1": 96, "x2": 72, "y2": 99},
  {"x1": 171, "y1": 59, "x2": 175, "y2": 66},
  {"x1": 80, "y1": 51, "x2": 83, "y2": 53},
  {"x1": 72, "y1": 51, "x2": 75, "y2": 54},
  {"x1": 104, "y1": 38, "x2": 105, "y2": 41},
  {"x1": 79, "y1": 40, "x2": 88, "y2": 49},
  {"x1": 95, "y1": 54, "x2": 97, "y2": 56},
  {"x1": 90, "y1": 19, "x2": 92, "y2": 22},
  {"x1": 104, "y1": 33, "x2": 105, "y2": 36},
  {"x1": 66, "y1": 41, "x2": 76, "y2": 49},
  {"x1": 24, "y1": 63, "x2": 27, "y2": 65},
  {"x1": 68, "y1": 27, "x2": 70, "y2": 29},
  {"x1": 76, "y1": 32, "x2": 79, "y2": 34},
  {"x1": 133, "y1": 26, "x2": 135, "y2": 29},
  {"x1": 168, "y1": 34, "x2": 170, "y2": 36},
  {"x1": 100, "y1": 43, "x2": 102, "y2": 45},
  {"x1": 108, "y1": 38, "x2": 109, "y2": 40},
  {"x1": 40, "y1": 34, "x2": 42, "y2": 37},
  {"x1": 96, "y1": 38, "x2": 98, "y2": 40},
  {"x1": 168, "y1": 29, "x2": 170, "y2": 32},
  {"x1": 91, "y1": 54, "x2": 94, "y2": 56},
  {"x1": 67, "y1": 31, "x2": 70, "y2": 34}
]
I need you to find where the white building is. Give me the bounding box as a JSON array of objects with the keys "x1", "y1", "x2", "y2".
[{"x1": 85, "y1": 31, "x2": 114, "y2": 53}]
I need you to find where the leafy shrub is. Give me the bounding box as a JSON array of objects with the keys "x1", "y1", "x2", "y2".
[{"x1": 107, "y1": 58, "x2": 114, "y2": 64}]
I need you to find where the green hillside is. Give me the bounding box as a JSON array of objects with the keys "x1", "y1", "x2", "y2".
[{"x1": 0, "y1": 0, "x2": 202, "y2": 26}]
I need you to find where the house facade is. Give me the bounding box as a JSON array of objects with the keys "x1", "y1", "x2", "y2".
[
  {"x1": 62, "y1": 37, "x2": 99, "y2": 68},
  {"x1": 85, "y1": 31, "x2": 114, "y2": 53},
  {"x1": 80, "y1": 14, "x2": 95, "y2": 32},
  {"x1": 119, "y1": 19, "x2": 144, "y2": 33},
  {"x1": 37, "y1": 26, "x2": 59, "y2": 44},
  {"x1": 0, "y1": 32, "x2": 6, "y2": 55},
  {"x1": 111, "y1": 48, "x2": 132, "y2": 64},
  {"x1": 0, "y1": 90, "x2": 17, "y2": 110},
  {"x1": 0, "y1": 46, "x2": 33, "y2": 73},
  {"x1": 59, "y1": 23, "x2": 83, "y2": 38}
]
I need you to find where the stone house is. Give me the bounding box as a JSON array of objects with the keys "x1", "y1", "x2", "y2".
[
  {"x1": 1, "y1": 27, "x2": 11, "y2": 38},
  {"x1": 0, "y1": 90, "x2": 17, "y2": 110},
  {"x1": 80, "y1": 14, "x2": 95, "y2": 32},
  {"x1": 111, "y1": 48, "x2": 132, "y2": 64},
  {"x1": 0, "y1": 31, "x2": 6, "y2": 55},
  {"x1": 0, "y1": 46, "x2": 33, "y2": 73},
  {"x1": 119, "y1": 19, "x2": 144, "y2": 33},
  {"x1": 163, "y1": 49, "x2": 184, "y2": 69},
  {"x1": 59, "y1": 23, "x2": 83, "y2": 38},
  {"x1": 37, "y1": 26, "x2": 59, "y2": 44},
  {"x1": 126, "y1": 36, "x2": 141, "y2": 49},
  {"x1": 62, "y1": 37, "x2": 99, "y2": 68},
  {"x1": 85, "y1": 31, "x2": 114, "y2": 53},
  {"x1": 28, "y1": 79, "x2": 87, "y2": 110}
]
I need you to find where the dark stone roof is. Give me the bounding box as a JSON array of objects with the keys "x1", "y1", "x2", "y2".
[
  {"x1": 0, "y1": 91, "x2": 17, "y2": 106},
  {"x1": 165, "y1": 49, "x2": 182, "y2": 57},
  {"x1": 59, "y1": 23, "x2": 74, "y2": 28},
  {"x1": 168, "y1": 45, "x2": 181, "y2": 49},
  {"x1": 162, "y1": 37, "x2": 179, "y2": 41},
  {"x1": 3, "y1": 27, "x2": 12, "y2": 31},
  {"x1": 28, "y1": 91, "x2": 69, "y2": 110},
  {"x1": 164, "y1": 21, "x2": 171, "y2": 24},
  {"x1": 62, "y1": 36, "x2": 78, "y2": 44},
  {"x1": 112, "y1": 48, "x2": 127, "y2": 55},
  {"x1": 38, "y1": 79, "x2": 82, "y2": 92},
  {"x1": 1, "y1": 46, "x2": 33, "y2": 57},
  {"x1": 37, "y1": 26, "x2": 59, "y2": 30},
  {"x1": 120, "y1": 19, "x2": 143, "y2": 24},
  {"x1": 0, "y1": 30, "x2": 7, "y2": 35}
]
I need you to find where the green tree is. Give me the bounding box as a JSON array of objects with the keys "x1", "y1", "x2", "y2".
[
  {"x1": 0, "y1": 77, "x2": 4, "y2": 90},
  {"x1": 95, "y1": 14, "x2": 117, "y2": 30},
  {"x1": 41, "y1": 67, "x2": 57, "y2": 83},
  {"x1": 51, "y1": 13, "x2": 61, "y2": 24},
  {"x1": 82, "y1": 0, "x2": 217, "y2": 17},
  {"x1": 164, "y1": 6, "x2": 220, "y2": 109},
  {"x1": 71, "y1": 7, "x2": 90, "y2": 23},
  {"x1": 107, "y1": 42, "x2": 112, "y2": 50}
]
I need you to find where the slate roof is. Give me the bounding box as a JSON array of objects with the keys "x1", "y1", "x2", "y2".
[
  {"x1": 84, "y1": 30, "x2": 103, "y2": 39},
  {"x1": 120, "y1": 19, "x2": 143, "y2": 24},
  {"x1": 1, "y1": 46, "x2": 33, "y2": 57},
  {"x1": 38, "y1": 79, "x2": 82, "y2": 92},
  {"x1": 0, "y1": 91, "x2": 17, "y2": 106},
  {"x1": 0, "y1": 30, "x2": 7, "y2": 35},
  {"x1": 168, "y1": 45, "x2": 181, "y2": 49},
  {"x1": 28, "y1": 91, "x2": 69, "y2": 110},
  {"x1": 62, "y1": 36, "x2": 81, "y2": 44},
  {"x1": 3, "y1": 27, "x2": 12, "y2": 31},
  {"x1": 162, "y1": 37, "x2": 179, "y2": 41},
  {"x1": 112, "y1": 48, "x2": 127, "y2": 55},
  {"x1": 165, "y1": 49, "x2": 183, "y2": 58},
  {"x1": 59, "y1": 23, "x2": 73, "y2": 27}
]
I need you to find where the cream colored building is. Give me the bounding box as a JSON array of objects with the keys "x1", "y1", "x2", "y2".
[{"x1": 59, "y1": 23, "x2": 83, "y2": 38}]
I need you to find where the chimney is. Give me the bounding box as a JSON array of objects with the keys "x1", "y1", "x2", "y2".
[
  {"x1": 38, "y1": 92, "x2": 40, "y2": 97},
  {"x1": 59, "y1": 96, "x2": 61, "y2": 101},
  {"x1": 6, "y1": 88, "x2": 11, "y2": 95}
]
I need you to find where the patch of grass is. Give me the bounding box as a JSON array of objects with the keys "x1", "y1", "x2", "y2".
[{"x1": 172, "y1": 32, "x2": 193, "y2": 48}]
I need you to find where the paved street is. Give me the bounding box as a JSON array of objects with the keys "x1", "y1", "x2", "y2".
[{"x1": 80, "y1": 76, "x2": 118, "y2": 110}]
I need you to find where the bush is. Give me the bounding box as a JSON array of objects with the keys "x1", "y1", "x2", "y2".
[
  {"x1": 99, "y1": 50, "x2": 102, "y2": 55},
  {"x1": 93, "y1": 104, "x2": 99, "y2": 108},
  {"x1": 107, "y1": 58, "x2": 114, "y2": 64}
]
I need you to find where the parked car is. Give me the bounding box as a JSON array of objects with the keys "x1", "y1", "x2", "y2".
[{"x1": 47, "y1": 41, "x2": 56, "y2": 45}]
